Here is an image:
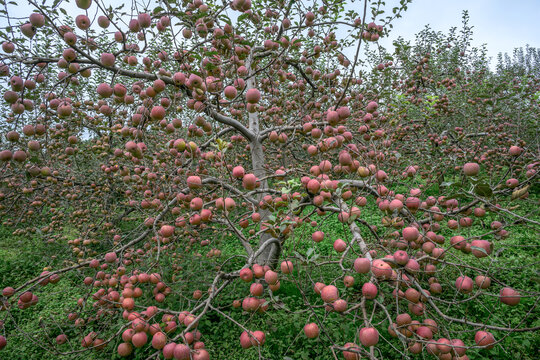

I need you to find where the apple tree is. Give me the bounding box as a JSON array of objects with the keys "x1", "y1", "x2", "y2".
[{"x1": 0, "y1": 0, "x2": 538, "y2": 359}]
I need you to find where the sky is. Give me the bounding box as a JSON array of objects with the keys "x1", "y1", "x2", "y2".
[
  {"x1": 376, "y1": 0, "x2": 540, "y2": 66},
  {"x1": 1, "y1": 0, "x2": 539, "y2": 67}
]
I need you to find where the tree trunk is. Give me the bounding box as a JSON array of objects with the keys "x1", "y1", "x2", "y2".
[{"x1": 246, "y1": 55, "x2": 280, "y2": 267}]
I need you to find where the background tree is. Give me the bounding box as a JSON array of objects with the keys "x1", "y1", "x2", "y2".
[{"x1": 497, "y1": 46, "x2": 540, "y2": 78}]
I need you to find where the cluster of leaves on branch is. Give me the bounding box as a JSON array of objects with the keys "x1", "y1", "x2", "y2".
[{"x1": 0, "y1": 0, "x2": 538, "y2": 359}]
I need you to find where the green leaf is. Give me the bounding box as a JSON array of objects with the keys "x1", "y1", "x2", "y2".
[
  {"x1": 471, "y1": 246, "x2": 488, "y2": 256},
  {"x1": 294, "y1": 251, "x2": 306, "y2": 262},
  {"x1": 474, "y1": 183, "x2": 492, "y2": 197},
  {"x1": 441, "y1": 181, "x2": 461, "y2": 188},
  {"x1": 219, "y1": 14, "x2": 232, "y2": 25},
  {"x1": 445, "y1": 193, "x2": 465, "y2": 200}
]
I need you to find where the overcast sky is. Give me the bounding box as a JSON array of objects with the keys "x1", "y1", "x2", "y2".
[
  {"x1": 377, "y1": 0, "x2": 540, "y2": 65},
  {"x1": 1, "y1": 0, "x2": 539, "y2": 66}
]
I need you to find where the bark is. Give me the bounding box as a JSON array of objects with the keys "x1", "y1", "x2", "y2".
[{"x1": 246, "y1": 53, "x2": 281, "y2": 267}]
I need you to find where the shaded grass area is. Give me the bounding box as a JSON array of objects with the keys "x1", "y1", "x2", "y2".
[{"x1": 0, "y1": 226, "x2": 91, "y2": 359}]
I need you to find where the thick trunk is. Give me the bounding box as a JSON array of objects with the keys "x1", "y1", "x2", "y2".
[
  {"x1": 250, "y1": 139, "x2": 280, "y2": 267},
  {"x1": 246, "y1": 58, "x2": 280, "y2": 267}
]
